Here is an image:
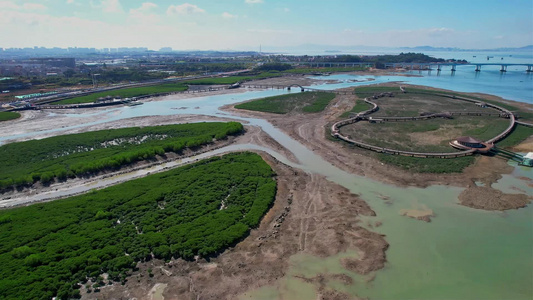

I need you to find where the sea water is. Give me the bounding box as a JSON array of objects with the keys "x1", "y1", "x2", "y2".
[{"x1": 309, "y1": 68, "x2": 533, "y2": 104}]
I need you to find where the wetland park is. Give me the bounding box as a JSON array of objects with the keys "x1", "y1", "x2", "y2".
[{"x1": 1, "y1": 55, "x2": 532, "y2": 300}]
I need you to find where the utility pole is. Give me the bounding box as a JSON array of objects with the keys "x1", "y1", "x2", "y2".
[{"x1": 92, "y1": 74, "x2": 100, "y2": 88}]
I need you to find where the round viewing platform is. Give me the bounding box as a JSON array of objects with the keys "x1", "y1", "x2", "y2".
[{"x1": 449, "y1": 136, "x2": 494, "y2": 153}]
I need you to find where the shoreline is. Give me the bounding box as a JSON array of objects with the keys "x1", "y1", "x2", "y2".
[
  {"x1": 0, "y1": 125, "x2": 299, "y2": 208},
  {"x1": 1, "y1": 77, "x2": 531, "y2": 210},
  {"x1": 221, "y1": 82, "x2": 532, "y2": 211},
  {"x1": 0, "y1": 73, "x2": 530, "y2": 299},
  {"x1": 83, "y1": 151, "x2": 388, "y2": 300}
]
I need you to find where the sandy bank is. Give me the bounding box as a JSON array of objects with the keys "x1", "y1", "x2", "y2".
[
  {"x1": 222, "y1": 82, "x2": 532, "y2": 211},
  {"x1": 86, "y1": 152, "x2": 388, "y2": 300}
]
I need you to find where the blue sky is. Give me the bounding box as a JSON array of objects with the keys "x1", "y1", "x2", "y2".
[{"x1": 0, "y1": 0, "x2": 532, "y2": 50}]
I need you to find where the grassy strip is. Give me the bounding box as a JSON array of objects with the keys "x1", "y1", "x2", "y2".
[
  {"x1": 0, "y1": 111, "x2": 21, "y2": 122},
  {"x1": 377, "y1": 153, "x2": 475, "y2": 173},
  {"x1": 463, "y1": 119, "x2": 512, "y2": 141},
  {"x1": 342, "y1": 117, "x2": 509, "y2": 153},
  {"x1": 303, "y1": 93, "x2": 337, "y2": 112},
  {"x1": 184, "y1": 72, "x2": 282, "y2": 85},
  {"x1": 0, "y1": 152, "x2": 276, "y2": 299},
  {"x1": 496, "y1": 124, "x2": 533, "y2": 148},
  {"x1": 235, "y1": 92, "x2": 335, "y2": 114},
  {"x1": 336, "y1": 86, "x2": 533, "y2": 173},
  {"x1": 52, "y1": 83, "x2": 188, "y2": 105},
  {"x1": 326, "y1": 122, "x2": 478, "y2": 173},
  {"x1": 354, "y1": 86, "x2": 533, "y2": 121},
  {"x1": 354, "y1": 86, "x2": 400, "y2": 97},
  {"x1": 285, "y1": 66, "x2": 367, "y2": 74},
  {"x1": 0, "y1": 122, "x2": 243, "y2": 190},
  {"x1": 340, "y1": 100, "x2": 372, "y2": 118}
]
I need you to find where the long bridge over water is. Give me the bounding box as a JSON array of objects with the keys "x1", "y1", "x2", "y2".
[
  {"x1": 289, "y1": 61, "x2": 533, "y2": 72},
  {"x1": 383, "y1": 62, "x2": 533, "y2": 72}
]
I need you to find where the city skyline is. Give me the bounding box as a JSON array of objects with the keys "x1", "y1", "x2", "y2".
[{"x1": 1, "y1": 0, "x2": 532, "y2": 51}]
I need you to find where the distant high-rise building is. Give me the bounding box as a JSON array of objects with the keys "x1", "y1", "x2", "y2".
[
  {"x1": 67, "y1": 47, "x2": 96, "y2": 54},
  {"x1": 29, "y1": 58, "x2": 76, "y2": 68},
  {"x1": 118, "y1": 47, "x2": 148, "y2": 53}
]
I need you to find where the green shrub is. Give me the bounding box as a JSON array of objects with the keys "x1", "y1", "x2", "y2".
[
  {"x1": 0, "y1": 152, "x2": 276, "y2": 299},
  {"x1": 0, "y1": 122, "x2": 244, "y2": 190}
]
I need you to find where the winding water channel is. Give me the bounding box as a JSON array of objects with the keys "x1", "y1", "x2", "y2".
[{"x1": 1, "y1": 77, "x2": 532, "y2": 299}]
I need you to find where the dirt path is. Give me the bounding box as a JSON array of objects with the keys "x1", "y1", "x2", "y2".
[{"x1": 87, "y1": 153, "x2": 387, "y2": 300}]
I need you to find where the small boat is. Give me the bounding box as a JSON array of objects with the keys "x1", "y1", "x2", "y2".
[{"x1": 126, "y1": 101, "x2": 143, "y2": 107}]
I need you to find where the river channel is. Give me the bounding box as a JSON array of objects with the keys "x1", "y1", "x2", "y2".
[{"x1": 1, "y1": 79, "x2": 532, "y2": 299}]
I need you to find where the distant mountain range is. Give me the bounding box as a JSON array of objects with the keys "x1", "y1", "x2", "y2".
[
  {"x1": 263, "y1": 44, "x2": 533, "y2": 54},
  {"x1": 398, "y1": 45, "x2": 533, "y2": 52}
]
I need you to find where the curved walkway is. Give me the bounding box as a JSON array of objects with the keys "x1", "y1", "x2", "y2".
[{"x1": 330, "y1": 89, "x2": 517, "y2": 158}]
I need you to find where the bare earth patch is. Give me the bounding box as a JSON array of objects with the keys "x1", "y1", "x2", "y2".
[
  {"x1": 408, "y1": 125, "x2": 470, "y2": 146},
  {"x1": 86, "y1": 154, "x2": 388, "y2": 300},
  {"x1": 224, "y1": 83, "x2": 531, "y2": 212},
  {"x1": 458, "y1": 186, "x2": 531, "y2": 210},
  {"x1": 399, "y1": 205, "x2": 435, "y2": 222}
]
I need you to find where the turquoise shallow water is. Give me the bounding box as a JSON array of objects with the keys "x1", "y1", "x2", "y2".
[
  {"x1": 354, "y1": 184, "x2": 533, "y2": 300},
  {"x1": 240, "y1": 166, "x2": 532, "y2": 300},
  {"x1": 309, "y1": 69, "x2": 533, "y2": 104}
]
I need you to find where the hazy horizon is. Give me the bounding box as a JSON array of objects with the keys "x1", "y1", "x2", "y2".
[{"x1": 1, "y1": 0, "x2": 532, "y2": 51}]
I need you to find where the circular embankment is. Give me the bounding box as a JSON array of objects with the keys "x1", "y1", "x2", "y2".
[{"x1": 330, "y1": 89, "x2": 517, "y2": 158}]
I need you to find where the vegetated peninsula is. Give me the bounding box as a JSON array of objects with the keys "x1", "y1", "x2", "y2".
[
  {"x1": 0, "y1": 122, "x2": 244, "y2": 191},
  {"x1": 0, "y1": 152, "x2": 276, "y2": 299},
  {"x1": 235, "y1": 91, "x2": 336, "y2": 114},
  {"x1": 0, "y1": 111, "x2": 20, "y2": 122}
]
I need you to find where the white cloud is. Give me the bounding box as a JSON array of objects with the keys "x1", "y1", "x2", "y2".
[
  {"x1": 129, "y1": 2, "x2": 159, "y2": 24},
  {"x1": 343, "y1": 28, "x2": 364, "y2": 34},
  {"x1": 222, "y1": 12, "x2": 237, "y2": 19},
  {"x1": 0, "y1": 9, "x2": 180, "y2": 48},
  {"x1": 284, "y1": 7, "x2": 290, "y2": 13},
  {"x1": 99, "y1": 0, "x2": 123, "y2": 13},
  {"x1": 247, "y1": 28, "x2": 292, "y2": 34},
  {"x1": 426, "y1": 27, "x2": 454, "y2": 37},
  {"x1": 0, "y1": 1, "x2": 46, "y2": 10},
  {"x1": 167, "y1": 3, "x2": 205, "y2": 15},
  {"x1": 0, "y1": 1, "x2": 19, "y2": 10},
  {"x1": 245, "y1": 0, "x2": 263, "y2": 3},
  {"x1": 22, "y1": 3, "x2": 47, "y2": 10},
  {"x1": 66, "y1": 0, "x2": 75, "y2": 4},
  {"x1": 134, "y1": 2, "x2": 158, "y2": 13}
]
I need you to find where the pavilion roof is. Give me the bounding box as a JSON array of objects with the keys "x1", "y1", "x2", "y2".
[{"x1": 456, "y1": 136, "x2": 483, "y2": 144}]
